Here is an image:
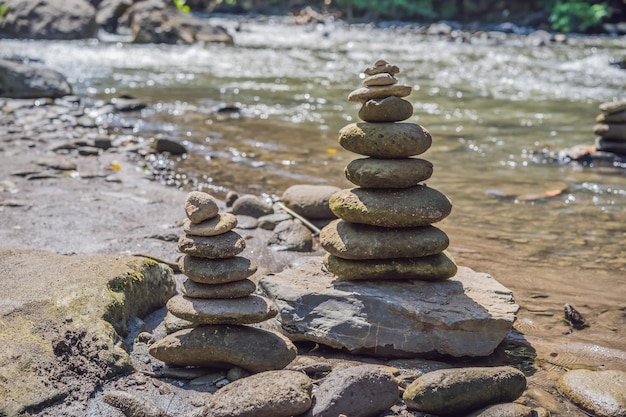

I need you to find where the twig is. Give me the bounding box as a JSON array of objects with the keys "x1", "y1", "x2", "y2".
[{"x1": 275, "y1": 202, "x2": 321, "y2": 236}]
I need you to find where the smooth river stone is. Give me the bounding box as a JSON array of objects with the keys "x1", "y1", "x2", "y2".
[
  {"x1": 324, "y1": 252, "x2": 457, "y2": 281},
  {"x1": 362, "y1": 73, "x2": 398, "y2": 87},
  {"x1": 320, "y1": 220, "x2": 449, "y2": 260},
  {"x1": 329, "y1": 186, "x2": 452, "y2": 227},
  {"x1": 345, "y1": 157, "x2": 433, "y2": 188},
  {"x1": 178, "y1": 255, "x2": 257, "y2": 284},
  {"x1": 182, "y1": 212, "x2": 238, "y2": 237},
  {"x1": 148, "y1": 325, "x2": 297, "y2": 372},
  {"x1": 338, "y1": 122, "x2": 432, "y2": 158},
  {"x1": 180, "y1": 277, "x2": 256, "y2": 299},
  {"x1": 348, "y1": 84, "x2": 412, "y2": 103},
  {"x1": 178, "y1": 231, "x2": 245, "y2": 258},
  {"x1": 557, "y1": 369, "x2": 626, "y2": 417},
  {"x1": 593, "y1": 123, "x2": 626, "y2": 141},
  {"x1": 358, "y1": 96, "x2": 414, "y2": 123},
  {"x1": 167, "y1": 294, "x2": 278, "y2": 324},
  {"x1": 185, "y1": 191, "x2": 219, "y2": 224}
]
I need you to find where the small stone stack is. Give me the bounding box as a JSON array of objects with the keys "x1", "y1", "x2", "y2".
[
  {"x1": 320, "y1": 59, "x2": 457, "y2": 281},
  {"x1": 149, "y1": 191, "x2": 297, "y2": 373},
  {"x1": 594, "y1": 99, "x2": 626, "y2": 155}
]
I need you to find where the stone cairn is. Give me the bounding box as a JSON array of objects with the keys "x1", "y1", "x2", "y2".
[
  {"x1": 149, "y1": 191, "x2": 297, "y2": 373},
  {"x1": 319, "y1": 59, "x2": 458, "y2": 281},
  {"x1": 594, "y1": 99, "x2": 626, "y2": 155}
]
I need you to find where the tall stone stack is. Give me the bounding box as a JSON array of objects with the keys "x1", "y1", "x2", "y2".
[
  {"x1": 320, "y1": 59, "x2": 457, "y2": 281},
  {"x1": 594, "y1": 99, "x2": 626, "y2": 155},
  {"x1": 149, "y1": 191, "x2": 297, "y2": 373}
]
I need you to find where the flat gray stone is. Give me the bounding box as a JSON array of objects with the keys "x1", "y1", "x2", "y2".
[
  {"x1": 178, "y1": 255, "x2": 257, "y2": 284},
  {"x1": 345, "y1": 157, "x2": 433, "y2": 188},
  {"x1": 231, "y1": 194, "x2": 274, "y2": 218},
  {"x1": 268, "y1": 219, "x2": 313, "y2": 252},
  {"x1": 178, "y1": 232, "x2": 246, "y2": 258},
  {"x1": 180, "y1": 277, "x2": 256, "y2": 299},
  {"x1": 557, "y1": 369, "x2": 626, "y2": 417},
  {"x1": 363, "y1": 60, "x2": 400, "y2": 76},
  {"x1": 281, "y1": 184, "x2": 340, "y2": 219},
  {"x1": 259, "y1": 259, "x2": 518, "y2": 357},
  {"x1": 348, "y1": 84, "x2": 412, "y2": 103},
  {"x1": 362, "y1": 73, "x2": 398, "y2": 87},
  {"x1": 183, "y1": 213, "x2": 237, "y2": 236},
  {"x1": 339, "y1": 122, "x2": 432, "y2": 158},
  {"x1": 167, "y1": 294, "x2": 277, "y2": 325},
  {"x1": 185, "y1": 191, "x2": 219, "y2": 224},
  {"x1": 358, "y1": 96, "x2": 413, "y2": 123}
]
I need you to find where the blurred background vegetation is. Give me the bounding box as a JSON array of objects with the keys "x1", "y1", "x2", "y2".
[{"x1": 177, "y1": 0, "x2": 625, "y2": 33}]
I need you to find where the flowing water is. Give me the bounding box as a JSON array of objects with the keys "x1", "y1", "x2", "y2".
[{"x1": 3, "y1": 18, "x2": 625, "y2": 370}]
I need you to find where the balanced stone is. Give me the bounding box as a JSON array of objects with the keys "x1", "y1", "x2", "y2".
[
  {"x1": 358, "y1": 96, "x2": 414, "y2": 123},
  {"x1": 185, "y1": 191, "x2": 219, "y2": 224},
  {"x1": 596, "y1": 110, "x2": 626, "y2": 123},
  {"x1": 599, "y1": 100, "x2": 626, "y2": 114},
  {"x1": 364, "y1": 60, "x2": 400, "y2": 76},
  {"x1": 178, "y1": 231, "x2": 246, "y2": 258},
  {"x1": 345, "y1": 157, "x2": 433, "y2": 188},
  {"x1": 178, "y1": 255, "x2": 257, "y2": 284},
  {"x1": 320, "y1": 220, "x2": 449, "y2": 260},
  {"x1": 348, "y1": 84, "x2": 412, "y2": 103},
  {"x1": 595, "y1": 138, "x2": 626, "y2": 154},
  {"x1": 339, "y1": 122, "x2": 432, "y2": 158},
  {"x1": 329, "y1": 186, "x2": 452, "y2": 227},
  {"x1": 148, "y1": 325, "x2": 297, "y2": 372},
  {"x1": 180, "y1": 277, "x2": 256, "y2": 299},
  {"x1": 594, "y1": 123, "x2": 626, "y2": 141},
  {"x1": 362, "y1": 73, "x2": 398, "y2": 87},
  {"x1": 324, "y1": 252, "x2": 458, "y2": 280},
  {"x1": 167, "y1": 294, "x2": 278, "y2": 324},
  {"x1": 182, "y1": 213, "x2": 238, "y2": 237}
]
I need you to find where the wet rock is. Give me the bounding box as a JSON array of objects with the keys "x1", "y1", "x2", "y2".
[
  {"x1": 268, "y1": 219, "x2": 313, "y2": 252},
  {"x1": 178, "y1": 255, "x2": 257, "y2": 284},
  {"x1": 180, "y1": 277, "x2": 256, "y2": 299},
  {"x1": 329, "y1": 186, "x2": 452, "y2": 227},
  {"x1": 154, "y1": 138, "x2": 187, "y2": 155},
  {"x1": 0, "y1": 59, "x2": 72, "y2": 99},
  {"x1": 321, "y1": 220, "x2": 448, "y2": 260},
  {"x1": 338, "y1": 122, "x2": 432, "y2": 158},
  {"x1": 208, "y1": 370, "x2": 313, "y2": 417},
  {"x1": 402, "y1": 366, "x2": 527, "y2": 416},
  {"x1": 183, "y1": 213, "x2": 237, "y2": 236},
  {"x1": 96, "y1": 0, "x2": 133, "y2": 33},
  {"x1": 281, "y1": 184, "x2": 340, "y2": 219},
  {"x1": 358, "y1": 96, "x2": 414, "y2": 123},
  {"x1": 231, "y1": 194, "x2": 274, "y2": 218},
  {"x1": 345, "y1": 157, "x2": 433, "y2": 188},
  {"x1": 185, "y1": 191, "x2": 219, "y2": 224},
  {"x1": 557, "y1": 369, "x2": 626, "y2": 417},
  {"x1": 259, "y1": 260, "x2": 518, "y2": 357},
  {"x1": 177, "y1": 232, "x2": 246, "y2": 259},
  {"x1": 166, "y1": 294, "x2": 278, "y2": 325},
  {"x1": 305, "y1": 365, "x2": 398, "y2": 417},
  {"x1": 0, "y1": 0, "x2": 97, "y2": 40},
  {"x1": 148, "y1": 325, "x2": 297, "y2": 372}
]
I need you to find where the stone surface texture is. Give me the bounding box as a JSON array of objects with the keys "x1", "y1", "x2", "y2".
[{"x1": 557, "y1": 369, "x2": 626, "y2": 417}]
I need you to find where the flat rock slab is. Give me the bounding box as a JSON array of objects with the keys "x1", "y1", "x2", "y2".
[{"x1": 259, "y1": 258, "x2": 518, "y2": 358}]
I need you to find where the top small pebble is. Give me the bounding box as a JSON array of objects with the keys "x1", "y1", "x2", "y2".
[{"x1": 185, "y1": 191, "x2": 219, "y2": 224}]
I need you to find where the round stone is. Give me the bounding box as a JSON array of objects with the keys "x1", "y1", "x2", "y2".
[
  {"x1": 281, "y1": 184, "x2": 341, "y2": 219},
  {"x1": 338, "y1": 122, "x2": 432, "y2": 158},
  {"x1": 329, "y1": 186, "x2": 452, "y2": 227},
  {"x1": 148, "y1": 325, "x2": 297, "y2": 372},
  {"x1": 167, "y1": 294, "x2": 278, "y2": 324},
  {"x1": 323, "y1": 252, "x2": 458, "y2": 281},
  {"x1": 185, "y1": 191, "x2": 219, "y2": 224},
  {"x1": 180, "y1": 277, "x2": 256, "y2": 299},
  {"x1": 178, "y1": 255, "x2": 257, "y2": 284},
  {"x1": 362, "y1": 73, "x2": 398, "y2": 87},
  {"x1": 183, "y1": 213, "x2": 238, "y2": 237},
  {"x1": 358, "y1": 96, "x2": 414, "y2": 123},
  {"x1": 348, "y1": 84, "x2": 412, "y2": 103},
  {"x1": 345, "y1": 157, "x2": 433, "y2": 188},
  {"x1": 320, "y1": 220, "x2": 449, "y2": 260},
  {"x1": 178, "y1": 231, "x2": 246, "y2": 258}
]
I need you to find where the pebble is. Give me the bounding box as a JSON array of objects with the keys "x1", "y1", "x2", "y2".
[
  {"x1": 178, "y1": 255, "x2": 257, "y2": 284},
  {"x1": 154, "y1": 137, "x2": 186, "y2": 155},
  {"x1": 166, "y1": 294, "x2": 278, "y2": 324},
  {"x1": 231, "y1": 194, "x2": 274, "y2": 218},
  {"x1": 185, "y1": 191, "x2": 219, "y2": 224},
  {"x1": 177, "y1": 232, "x2": 246, "y2": 258},
  {"x1": 182, "y1": 213, "x2": 238, "y2": 236},
  {"x1": 180, "y1": 277, "x2": 256, "y2": 299},
  {"x1": 344, "y1": 157, "x2": 433, "y2": 188},
  {"x1": 281, "y1": 184, "x2": 341, "y2": 219},
  {"x1": 338, "y1": 122, "x2": 432, "y2": 158},
  {"x1": 320, "y1": 220, "x2": 449, "y2": 260},
  {"x1": 557, "y1": 369, "x2": 626, "y2": 417}
]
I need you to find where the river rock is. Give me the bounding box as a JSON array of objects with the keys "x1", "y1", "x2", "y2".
[
  {"x1": 320, "y1": 220, "x2": 449, "y2": 260},
  {"x1": 180, "y1": 277, "x2": 256, "y2": 299},
  {"x1": 183, "y1": 213, "x2": 237, "y2": 236},
  {"x1": 208, "y1": 370, "x2": 313, "y2": 417},
  {"x1": 178, "y1": 255, "x2": 257, "y2": 284},
  {"x1": 149, "y1": 325, "x2": 297, "y2": 372},
  {"x1": 178, "y1": 232, "x2": 246, "y2": 258},
  {"x1": 305, "y1": 365, "x2": 398, "y2": 417},
  {"x1": 281, "y1": 184, "x2": 340, "y2": 219},
  {"x1": 167, "y1": 294, "x2": 278, "y2": 324},
  {"x1": 596, "y1": 109, "x2": 626, "y2": 123},
  {"x1": 594, "y1": 123, "x2": 626, "y2": 141},
  {"x1": 0, "y1": 0, "x2": 97, "y2": 40},
  {"x1": 268, "y1": 219, "x2": 313, "y2": 252},
  {"x1": 402, "y1": 366, "x2": 527, "y2": 416},
  {"x1": 257, "y1": 212, "x2": 292, "y2": 230},
  {"x1": 185, "y1": 191, "x2": 219, "y2": 224},
  {"x1": 324, "y1": 252, "x2": 457, "y2": 280},
  {"x1": 348, "y1": 84, "x2": 412, "y2": 103},
  {"x1": 345, "y1": 157, "x2": 433, "y2": 188},
  {"x1": 259, "y1": 259, "x2": 518, "y2": 357},
  {"x1": 338, "y1": 122, "x2": 432, "y2": 158},
  {"x1": 0, "y1": 59, "x2": 72, "y2": 99},
  {"x1": 557, "y1": 369, "x2": 626, "y2": 417},
  {"x1": 362, "y1": 72, "x2": 398, "y2": 87},
  {"x1": 465, "y1": 403, "x2": 534, "y2": 417},
  {"x1": 358, "y1": 96, "x2": 414, "y2": 123},
  {"x1": 329, "y1": 186, "x2": 452, "y2": 227},
  {"x1": 154, "y1": 137, "x2": 187, "y2": 155},
  {"x1": 595, "y1": 137, "x2": 626, "y2": 155},
  {"x1": 364, "y1": 60, "x2": 400, "y2": 76},
  {"x1": 231, "y1": 194, "x2": 274, "y2": 218},
  {"x1": 599, "y1": 100, "x2": 626, "y2": 114}
]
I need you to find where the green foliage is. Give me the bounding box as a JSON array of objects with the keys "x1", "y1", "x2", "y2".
[
  {"x1": 0, "y1": 3, "x2": 9, "y2": 20},
  {"x1": 173, "y1": 0, "x2": 191, "y2": 13},
  {"x1": 547, "y1": 0, "x2": 610, "y2": 32}
]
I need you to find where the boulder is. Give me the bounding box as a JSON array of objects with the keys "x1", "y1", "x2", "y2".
[
  {"x1": 259, "y1": 259, "x2": 518, "y2": 357},
  {"x1": 0, "y1": 59, "x2": 72, "y2": 99},
  {"x1": 402, "y1": 366, "x2": 527, "y2": 416},
  {"x1": 557, "y1": 369, "x2": 626, "y2": 417},
  {"x1": 281, "y1": 184, "x2": 340, "y2": 219},
  {"x1": 0, "y1": 0, "x2": 97, "y2": 40},
  {"x1": 339, "y1": 122, "x2": 432, "y2": 158}
]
